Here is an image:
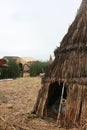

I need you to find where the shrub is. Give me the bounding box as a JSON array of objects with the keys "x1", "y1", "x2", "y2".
[
  {"x1": 0, "y1": 59, "x2": 20, "y2": 79},
  {"x1": 30, "y1": 61, "x2": 49, "y2": 77}
]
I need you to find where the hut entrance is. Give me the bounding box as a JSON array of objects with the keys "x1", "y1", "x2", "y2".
[
  {"x1": 46, "y1": 81, "x2": 67, "y2": 119},
  {"x1": 19, "y1": 63, "x2": 23, "y2": 77}
]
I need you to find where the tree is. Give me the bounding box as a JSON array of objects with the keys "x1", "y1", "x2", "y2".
[{"x1": 0, "y1": 59, "x2": 20, "y2": 79}]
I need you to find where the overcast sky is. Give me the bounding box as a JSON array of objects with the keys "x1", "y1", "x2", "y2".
[{"x1": 0, "y1": 0, "x2": 81, "y2": 60}]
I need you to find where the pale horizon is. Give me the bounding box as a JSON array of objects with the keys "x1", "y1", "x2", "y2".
[{"x1": 0, "y1": 0, "x2": 81, "y2": 61}]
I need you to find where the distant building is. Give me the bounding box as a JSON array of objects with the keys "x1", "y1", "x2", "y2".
[
  {"x1": 3, "y1": 56, "x2": 20, "y2": 63},
  {"x1": 17, "y1": 57, "x2": 38, "y2": 73},
  {"x1": 3, "y1": 56, "x2": 37, "y2": 76}
]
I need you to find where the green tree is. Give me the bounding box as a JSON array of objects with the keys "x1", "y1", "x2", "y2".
[
  {"x1": 30, "y1": 61, "x2": 49, "y2": 77},
  {"x1": 0, "y1": 59, "x2": 20, "y2": 79}
]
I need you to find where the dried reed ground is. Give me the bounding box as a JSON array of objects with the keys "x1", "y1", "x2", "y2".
[{"x1": 0, "y1": 77, "x2": 79, "y2": 130}]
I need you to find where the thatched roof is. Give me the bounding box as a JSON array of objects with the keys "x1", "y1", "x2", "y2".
[
  {"x1": 17, "y1": 57, "x2": 37, "y2": 65},
  {"x1": 55, "y1": 0, "x2": 87, "y2": 55},
  {"x1": 3, "y1": 56, "x2": 20, "y2": 62},
  {"x1": 45, "y1": 0, "x2": 87, "y2": 84},
  {"x1": 3, "y1": 56, "x2": 37, "y2": 65}
]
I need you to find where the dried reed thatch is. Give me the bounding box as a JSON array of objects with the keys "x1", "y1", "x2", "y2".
[{"x1": 32, "y1": 0, "x2": 87, "y2": 129}]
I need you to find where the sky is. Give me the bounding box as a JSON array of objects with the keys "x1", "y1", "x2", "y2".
[{"x1": 0, "y1": 0, "x2": 81, "y2": 61}]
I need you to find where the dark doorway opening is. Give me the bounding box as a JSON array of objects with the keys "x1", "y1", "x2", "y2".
[
  {"x1": 19, "y1": 63, "x2": 23, "y2": 77},
  {"x1": 46, "y1": 81, "x2": 67, "y2": 119}
]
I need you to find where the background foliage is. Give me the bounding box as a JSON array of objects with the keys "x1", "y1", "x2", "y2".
[
  {"x1": 0, "y1": 59, "x2": 20, "y2": 79},
  {"x1": 30, "y1": 61, "x2": 49, "y2": 77}
]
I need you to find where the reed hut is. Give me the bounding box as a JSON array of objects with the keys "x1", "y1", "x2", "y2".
[{"x1": 32, "y1": 0, "x2": 87, "y2": 128}]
